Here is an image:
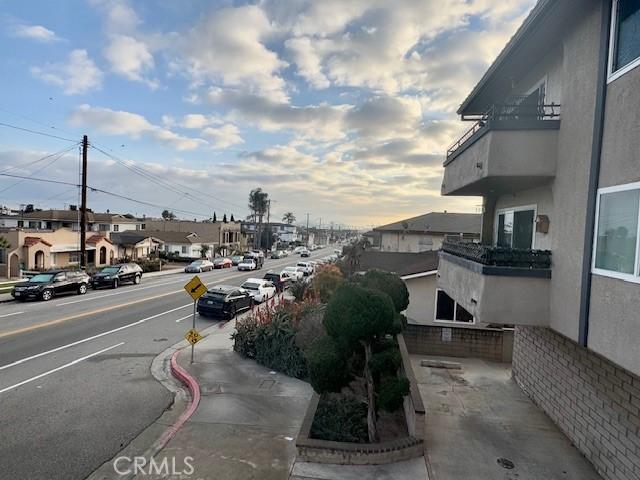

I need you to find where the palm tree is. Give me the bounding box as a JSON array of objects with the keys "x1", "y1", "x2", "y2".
[
  {"x1": 248, "y1": 188, "x2": 269, "y2": 248},
  {"x1": 200, "y1": 244, "x2": 210, "y2": 259},
  {"x1": 282, "y1": 212, "x2": 296, "y2": 224},
  {"x1": 0, "y1": 237, "x2": 10, "y2": 249}
]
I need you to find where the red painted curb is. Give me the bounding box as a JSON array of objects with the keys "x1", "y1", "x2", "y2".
[{"x1": 155, "y1": 349, "x2": 201, "y2": 449}]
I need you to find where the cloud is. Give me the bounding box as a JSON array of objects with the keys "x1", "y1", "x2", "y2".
[
  {"x1": 284, "y1": 37, "x2": 330, "y2": 89},
  {"x1": 103, "y1": 34, "x2": 157, "y2": 88},
  {"x1": 201, "y1": 124, "x2": 243, "y2": 149},
  {"x1": 31, "y1": 49, "x2": 103, "y2": 95},
  {"x1": 183, "y1": 5, "x2": 288, "y2": 100},
  {"x1": 9, "y1": 24, "x2": 61, "y2": 42},
  {"x1": 68, "y1": 104, "x2": 207, "y2": 151}
]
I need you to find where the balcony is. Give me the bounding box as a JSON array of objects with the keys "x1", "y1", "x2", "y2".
[
  {"x1": 441, "y1": 101, "x2": 561, "y2": 196},
  {"x1": 437, "y1": 240, "x2": 552, "y2": 327}
]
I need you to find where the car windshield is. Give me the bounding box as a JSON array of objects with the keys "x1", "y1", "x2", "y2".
[
  {"x1": 191, "y1": 260, "x2": 204, "y2": 266},
  {"x1": 206, "y1": 291, "x2": 227, "y2": 299},
  {"x1": 100, "y1": 267, "x2": 120, "y2": 274},
  {"x1": 242, "y1": 282, "x2": 260, "y2": 290},
  {"x1": 29, "y1": 273, "x2": 55, "y2": 283},
  {"x1": 283, "y1": 267, "x2": 295, "y2": 272}
]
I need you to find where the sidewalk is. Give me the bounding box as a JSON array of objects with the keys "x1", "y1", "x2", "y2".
[
  {"x1": 412, "y1": 355, "x2": 602, "y2": 480},
  {"x1": 142, "y1": 318, "x2": 314, "y2": 480}
]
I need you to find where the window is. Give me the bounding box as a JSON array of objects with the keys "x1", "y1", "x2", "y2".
[
  {"x1": 593, "y1": 182, "x2": 640, "y2": 282},
  {"x1": 69, "y1": 251, "x2": 80, "y2": 263},
  {"x1": 113, "y1": 225, "x2": 120, "y2": 232},
  {"x1": 17, "y1": 220, "x2": 24, "y2": 227},
  {"x1": 495, "y1": 206, "x2": 536, "y2": 249},
  {"x1": 181, "y1": 245, "x2": 188, "y2": 254},
  {"x1": 609, "y1": 0, "x2": 640, "y2": 81},
  {"x1": 434, "y1": 289, "x2": 474, "y2": 324}
]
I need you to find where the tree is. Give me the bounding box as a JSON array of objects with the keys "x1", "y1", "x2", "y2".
[
  {"x1": 282, "y1": 212, "x2": 296, "y2": 224},
  {"x1": 213, "y1": 212, "x2": 217, "y2": 222},
  {"x1": 313, "y1": 265, "x2": 344, "y2": 303},
  {"x1": 230, "y1": 214, "x2": 235, "y2": 222},
  {"x1": 318, "y1": 283, "x2": 395, "y2": 442},
  {"x1": 248, "y1": 188, "x2": 269, "y2": 223},
  {"x1": 223, "y1": 213, "x2": 228, "y2": 223},
  {"x1": 356, "y1": 270, "x2": 409, "y2": 313},
  {"x1": 200, "y1": 244, "x2": 210, "y2": 259},
  {"x1": 161, "y1": 210, "x2": 175, "y2": 220}
]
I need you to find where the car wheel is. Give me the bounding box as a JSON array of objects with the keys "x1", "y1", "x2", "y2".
[
  {"x1": 41, "y1": 289, "x2": 53, "y2": 301},
  {"x1": 112, "y1": 278, "x2": 119, "y2": 289},
  {"x1": 230, "y1": 305, "x2": 237, "y2": 319},
  {"x1": 78, "y1": 283, "x2": 88, "y2": 295},
  {"x1": 133, "y1": 275, "x2": 141, "y2": 285}
]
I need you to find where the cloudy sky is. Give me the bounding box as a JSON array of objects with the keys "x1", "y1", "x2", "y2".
[{"x1": 0, "y1": 0, "x2": 535, "y2": 228}]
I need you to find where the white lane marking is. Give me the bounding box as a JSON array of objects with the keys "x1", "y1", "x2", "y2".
[
  {"x1": 0, "y1": 304, "x2": 191, "y2": 372},
  {"x1": 0, "y1": 342, "x2": 124, "y2": 394},
  {"x1": 175, "y1": 314, "x2": 192, "y2": 323},
  {"x1": 0, "y1": 311, "x2": 23, "y2": 319}
]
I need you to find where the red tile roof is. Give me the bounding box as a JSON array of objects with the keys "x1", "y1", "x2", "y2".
[
  {"x1": 86, "y1": 235, "x2": 112, "y2": 245},
  {"x1": 24, "y1": 236, "x2": 53, "y2": 248}
]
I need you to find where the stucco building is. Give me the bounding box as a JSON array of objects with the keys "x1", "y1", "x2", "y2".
[{"x1": 438, "y1": 1, "x2": 640, "y2": 478}]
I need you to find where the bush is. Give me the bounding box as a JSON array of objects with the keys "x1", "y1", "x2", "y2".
[
  {"x1": 369, "y1": 347, "x2": 401, "y2": 378},
  {"x1": 290, "y1": 279, "x2": 309, "y2": 301},
  {"x1": 232, "y1": 317, "x2": 258, "y2": 359},
  {"x1": 377, "y1": 376, "x2": 410, "y2": 412},
  {"x1": 312, "y1": 265, "x2": 344, "y2": 303},
  {"x1": 356, "y1": 270, "x2": 409, "y2": 313},
  {"x1": 307, "y1": 337, "x2": 350, "y2": 393},
  {"x1": 254, "y1": 313, "x2": 308, "y2": 379},
  {"x1": 294, "y1": 304, "x2": 326, "y2": 351},
  {"x1": 310, "y1": 397, "x2": 368, "y2": 443}
]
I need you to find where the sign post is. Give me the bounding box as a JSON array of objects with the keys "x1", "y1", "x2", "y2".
[{"x1": 183, "y1": 275, "x2": 207, "y2": 363}]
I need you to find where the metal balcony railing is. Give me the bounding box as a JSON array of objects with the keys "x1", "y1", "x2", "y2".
[
  {"x1": 441, "y1": 239, "x2": 552, "y2": 269},
  {"x1": 447, "y1": 99, "x2": 561, "y2": 159}
]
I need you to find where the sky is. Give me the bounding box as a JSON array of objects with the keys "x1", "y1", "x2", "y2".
[{"x1": 0, "y1": 0, "x2": 535, "y2": 229}]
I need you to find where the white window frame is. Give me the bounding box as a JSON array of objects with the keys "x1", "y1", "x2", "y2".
[
  {"x1": 493, "y1": 204, "x2": 538, "y2": 249},
  {"x1": 591, "y1": 181, "x2": 640, "y2": 284},
  {"x1": 433, "y1": 288, "x2": 475, "y2": 325},
  {"x1": 608, "y1": 0, "x2": 640, "y2": 83}
]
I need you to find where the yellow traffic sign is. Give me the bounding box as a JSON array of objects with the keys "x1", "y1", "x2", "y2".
[
  {"x1": 184, "y1": 275, "x2": 207, "y2": 300},
  {"x1": 185, "y1": 328, "x2": 204, "y2": 345}
]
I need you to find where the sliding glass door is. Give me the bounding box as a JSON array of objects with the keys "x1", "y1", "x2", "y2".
[{"x1": 496, "y1": 207, "x2": 535, "y2": 249}]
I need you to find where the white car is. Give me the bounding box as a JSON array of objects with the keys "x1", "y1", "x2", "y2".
[
  {"x1": 241, "y1": 278, "x2": 277, "y2": 303},
  {"x1": 293, "y1": 246, "x2": 306, "y2": 254},
  {"x1": 296, "y1": 261, "x2": 314, "y2": 276},
  {"x1": 282, "y1": 266, "x2": 304, "y2": 281},
  {"x1": 237, "y1": 259, "x2": 257, "y2": 271}
]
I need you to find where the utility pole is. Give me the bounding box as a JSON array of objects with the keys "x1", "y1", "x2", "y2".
[
  {"x1": 266, "y1": 199, "x2": 271, "y2": 250},
  {"x1": 80, "y1": 135, "x2": 88, "y2": 269},
  {"x1": 305, "y1": 213, "x2": 310, "y2": 247}
]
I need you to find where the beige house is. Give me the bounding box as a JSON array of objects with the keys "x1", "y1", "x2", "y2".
[
  {"x1": 374, "y1": 212, "x2": 480, "y2": 253},
  {"x1": 110, "y1": 232, "x2": 163, "y2": 261},
  {"x1": 0, "y1": 228, "x2": 115, "y2": 278},
  {"x1": 142, "y1": 219, "x2": 244, "y2": 251},
  {"x1": 439, "y1": 0, "x2": 640, "y2": 477}
]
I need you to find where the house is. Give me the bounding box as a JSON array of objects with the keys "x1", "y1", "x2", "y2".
[
  {"x1": 438, "y1": 0, "x2": 640, "y2": 477},
  {"x1": 13, "y1": 208, "x2": 143, "y2": 234},
  {"x1": 0, "y1": 228, "x2": 115, "y2": 277},
  {"x1": 110, "y1": 231, "x2": 163, "y2": 261},
  {"x1": 373, "y1": 212, "x2": 481, "y2": 253},
  {"x1": 143, "y1": 230, "x2": 218, "y2": 259},
  {"x1": 354, "y1": 250, "x2": 439, "y2": 325},
  {"x1": 143, "y1": 219, "x2": 243, "y2": 251}
]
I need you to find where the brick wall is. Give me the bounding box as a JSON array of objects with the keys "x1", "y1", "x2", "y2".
[
  {"x1": 513, "y1": 326, "x2": 640, "y2": 480},
  {"x1": 402, "y1": 321, "x2": 513, "y2": 362}
]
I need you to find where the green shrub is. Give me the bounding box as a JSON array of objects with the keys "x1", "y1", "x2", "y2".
[
  {"x1": 312, "y1": 265, "x2": 344, "y2": 303},
  {"x1": 356, "y1": 270, "x2": 409, "y2": 313},
  {"x1": 377, "y1": 376, "x2": 410, "y2": 412},
  {"x1": 290, "y1": 279, "x2": 309, "y2": 301},
  {"x1": 307, "y1": 337, "x2": 350, "y2": 393},
  {"x1": 253, "y1": 313, "x2": 308, "y2": 379},
  {"x1": 310, "y1": 397, "x2": 368, "y2": 443},
  {"x1": 294, "y1": 304, "x2": 326, "y2": 351},
  {"x1": 369, "y1": 348, "x2": 401, "y2": 378},
  {"x1": 232, "y1": 317, "x2": 258, "y2": 359}
]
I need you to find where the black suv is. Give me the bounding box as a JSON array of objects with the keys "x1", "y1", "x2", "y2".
[
  {"x1": 90, "y1": 263, "x2": 143, "y2": 289},
  {"x1": 11, "y1": 270, "x2": 90, "y2": 301},
  {"x1": 197, "y1": 285, "x2": 253, "y2": 319}
]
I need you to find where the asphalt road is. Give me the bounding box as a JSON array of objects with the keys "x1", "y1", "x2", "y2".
[{"x1": 0, "y1": 249, "x2": 329, "y2": 480}]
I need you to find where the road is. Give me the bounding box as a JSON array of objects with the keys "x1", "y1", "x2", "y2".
[{"x1": 0, "y1": 250, "x2": 328, "y2": 480}]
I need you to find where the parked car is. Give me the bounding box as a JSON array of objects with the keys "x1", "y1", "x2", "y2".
[
  {"x1": 270, "y1": 250, "x2": 285, "y2": 259},
  {"x1": 91, "y1": 263, "x2": 143, "y2": 289},
  {"x1": 230, "y1": 255, "x2": 244, "y2": 266},
  {"x1": 237, "y1": 258, "x2": 257, "y2": 271},
  {"x1": 241, "y1": 278, "x2": 277, "y2": 303},
  {"x1": 197, "y1": 285, "x2": 253, "y2": 319},
  {"x1": 185, "y1": 259, "x2": 214, "y2": 273},
  {"x1": 296, "y1": 261, "x2": 314, "y2": 276},
  {"x1": 243, "y1": 253, "x2": 264, "y2": 269},
  {"x1": 12, "y1": 270, "x2": 90, "y2": 301},
  {"x1": 213, "y1": 257, "x2": 233, "y2": 269},
  {"x1": 263, "y1": 271, "x2": 292, "y2": 292},
  {"x1": 300, "y1": 249, "x2": 311, "y2": 257},
  {"x1": 281, "y1": 266, "x2": 304, "y2": 281}
]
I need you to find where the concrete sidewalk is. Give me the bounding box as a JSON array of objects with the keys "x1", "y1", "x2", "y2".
[
  {"x1": 143, "y1": 318, "x2": 314, "y2": 480},
  {"x1": 412, "y1": 355, "x2": 602, "y2": 480}
]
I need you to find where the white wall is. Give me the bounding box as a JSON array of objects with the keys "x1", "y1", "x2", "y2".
[
  {"x1": 403, "y1": 274, "x2": 437, "y2": 324},
  {"x1": 380, "y1": 232, "x2": 444, "y2": 253}
]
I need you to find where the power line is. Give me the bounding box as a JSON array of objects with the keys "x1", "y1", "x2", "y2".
[
  {"x1": 0, "y1": 143, "x2": 79, "y2": 176},
  {"x1": 0, "y1": 121, "x2": 78, "y2": 143}
]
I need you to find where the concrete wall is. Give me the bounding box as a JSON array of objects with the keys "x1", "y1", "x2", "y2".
[
  {"x1": 403, "y1": 321, "x2": 513, "y2": 363},
  {"x1": 509, "y1": 44, "x2": 564, "y2": 106},
  {"x1": 403, "y1": 274, "x2": 437, "y2": 325},
  {"x1": 493, "y1": 184, "x2": 554, "y2": 250},
  {"x1": 380, "y1": 232, "x2": 444, "y2": 253},
  {"x1": 513, "y1": 326, "x2": 640, "y2": 480}
]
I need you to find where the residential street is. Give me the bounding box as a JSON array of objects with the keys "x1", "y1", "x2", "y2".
[{"x1": 0, "y1": 251, "x2": 325, "y2": 480}]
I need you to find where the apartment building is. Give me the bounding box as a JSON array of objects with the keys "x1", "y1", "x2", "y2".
[
  {"x1": 438, "y1": 1, "x2": 640, "y2": 478},
  {"x1": 373, "y1": 212, "x2": 481, "y2": 253},
  {"x1": 143, "y1": 219, "x2": 243, "y2": 251},
  {"x1": 2, "y1": 208, "x2": 143, "y2": 234}
]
